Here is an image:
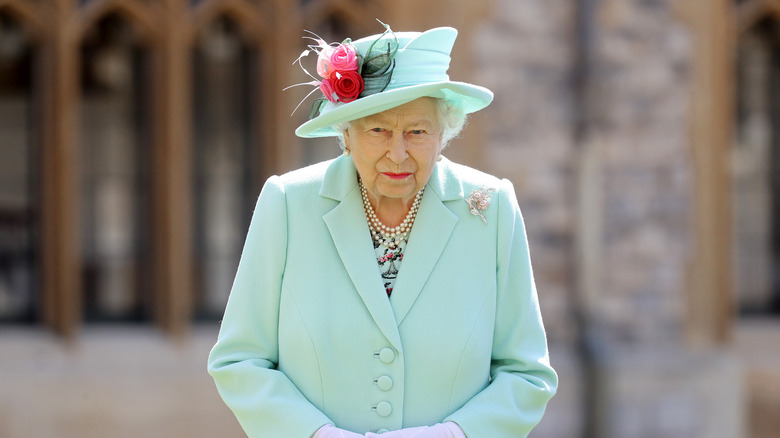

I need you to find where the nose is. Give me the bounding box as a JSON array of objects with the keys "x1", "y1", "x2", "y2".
[{"x1": 386, "y1": 131, "x2": 409, "y2": 164}]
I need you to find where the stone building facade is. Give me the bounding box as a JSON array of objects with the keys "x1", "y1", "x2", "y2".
[{"x1": 0, "y1": 0, "x2": 778, "y2": 437}]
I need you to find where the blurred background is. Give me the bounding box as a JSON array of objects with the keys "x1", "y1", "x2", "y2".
[{"x1": 0, "y1": 0, "x2": 777, "y2": 437}]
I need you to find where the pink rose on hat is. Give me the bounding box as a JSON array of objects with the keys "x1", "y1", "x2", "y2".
[
  {"x1": 316, "y1": 45, "x2": 335, "y2": 79},
  {"x1": 319, "y1": 78, "x2": 337, "y2": 103},
  {"x1": 329, "y1": 44, "x2": 359, "y2": 74},
  {"x1": 315, "y1": 40, "x2": 364, "y2": 103}
]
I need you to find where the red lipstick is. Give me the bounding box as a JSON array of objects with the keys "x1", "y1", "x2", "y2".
[{"x1": 382, "y1": 172, "x2": 412, "y2": 180}]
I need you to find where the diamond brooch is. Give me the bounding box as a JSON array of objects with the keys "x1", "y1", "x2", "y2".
[{"x1": 466, "y1": 187, "x2": 496, "y2": 224}]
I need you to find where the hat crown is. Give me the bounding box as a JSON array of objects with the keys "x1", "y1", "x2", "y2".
[
  {"x1": 351, "y1": 27, "x2": 457, "y2": 90},
  {"x1": 353, "y1": 27, "x2": 457, "y2": 55}
]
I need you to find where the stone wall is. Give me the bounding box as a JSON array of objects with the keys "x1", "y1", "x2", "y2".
[
  {"x1": 470, "y1": 1, "x2": 742, "y2": 437},
  {"x1": 594, "y1": 0, "x2": 693, "y2": 344},
  {"x1": 473, "y1": 0, "x2": 692, "y2": 345},
  {"x1": 471, "y1": 0, "x2": 578, "y2": 343}
]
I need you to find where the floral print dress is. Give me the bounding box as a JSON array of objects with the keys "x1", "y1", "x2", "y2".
[{"x1": 372, "y1": 238, "x2": 405, "y2": 297}]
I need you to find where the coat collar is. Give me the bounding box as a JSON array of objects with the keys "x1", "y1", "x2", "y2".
[
  {"x1": 319, "y1": 155, "x2": 359, "y2": 201},
  {"x1": 320, "y1": 155, "x2": 460, "y2": 346}
]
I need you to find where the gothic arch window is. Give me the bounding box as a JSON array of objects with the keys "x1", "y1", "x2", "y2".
[
  {"x1": 733, "y1": 9, "x2": 780, "y2": 316},
  {"x1": 730, "y1": 8, "x2": 780, "y2": 438},
  {"x1": 0, "y1": 0, "x2": 398, "y2": 335},
  {"x1": 79, "y1": 12, "x2": 153, "y2": 322},
  {"x1": 191, "y1": 14, "x2": 260, "y2": 319},
  {"x1": 299, "y1": 0, "x2": 380, "y2": 33},
  {"x1": 0, "y1": 8, "x2": 40, "y2": 323}
]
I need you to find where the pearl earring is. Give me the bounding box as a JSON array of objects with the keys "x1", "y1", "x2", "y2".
[
  {"x1": 344, "y1": 149, "x2": 351, "y2": 157},
  {"x1": 437, "y1": 154, "x2": 443, "y2": 162}
]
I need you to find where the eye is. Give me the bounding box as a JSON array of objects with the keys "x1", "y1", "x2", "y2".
[
  {"x1": 370, "y1": 127, "x2": 385, "y2": 133},
  {"x1": 409, "y1": 129, "x2": 426, "y2": 135}
]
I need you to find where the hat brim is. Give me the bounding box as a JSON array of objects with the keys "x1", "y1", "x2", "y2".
[{"x1": 294, "y1": 81, "x2": 494, "y2": 138}]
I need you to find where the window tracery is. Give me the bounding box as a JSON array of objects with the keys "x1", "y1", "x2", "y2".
[
  {"x1": 0, "y1": 0, "x2": 372, "y2": 334},
  {"x1": 733, "y1": 1, "x2": 780, "y2": 315}
]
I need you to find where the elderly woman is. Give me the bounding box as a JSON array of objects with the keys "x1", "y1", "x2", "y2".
[{"x1": 208, "y1": 24, "x2": 557, "y2": 438}]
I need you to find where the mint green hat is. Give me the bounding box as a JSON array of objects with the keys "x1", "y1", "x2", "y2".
[{"x1": 294, "y1": 26, "x2": 494, "y2": 138}]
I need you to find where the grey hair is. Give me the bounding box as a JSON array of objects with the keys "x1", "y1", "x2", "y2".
[{"x1": 334, "y1": 98, "x2": 468, "y2": 151}]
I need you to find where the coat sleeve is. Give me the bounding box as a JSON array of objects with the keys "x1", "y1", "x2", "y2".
[
  {"x1": 444, "y1": 178, "x2": 558, "y2": 437},
  {"x1": 207, "y1": 176, "x2": 332, "y2": 437}
]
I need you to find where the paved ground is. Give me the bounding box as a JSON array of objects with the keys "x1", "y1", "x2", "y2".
[
  {"x1": 0, "y1": 326, "x2": 244, "y2": 438},
  {"x1": 3, "y1": 322, "x2": 775, "y2": 438},
  {"x1": 0, "y1": 327, "x2": 580, "y2": 438}
]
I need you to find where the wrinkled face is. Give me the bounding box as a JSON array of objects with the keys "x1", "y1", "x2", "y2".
[{"x1": 344, "y1": 97, "x2": 442, "y2": 207}]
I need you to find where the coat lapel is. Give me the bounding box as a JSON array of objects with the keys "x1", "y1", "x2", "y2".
[
  {"x1": 321, "y1": 157, "x2": 403, "y2": 351},
  {"x1": 389, "y1": 189, "x2": 457, "y2": 325},
  {"x1": 390, "y1": 158, "x2": 461, "y2": 325}
]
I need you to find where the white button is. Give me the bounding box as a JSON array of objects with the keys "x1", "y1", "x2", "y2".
[
  {"x1": 378, "y1": 348, "x2": 395, "y2": 363},
  {"x1": 376, "y1": 375, "x2": 393, "y2": 391},
  {"x1": 375, "y1": 401, "x2": 392, "y2": 417}
]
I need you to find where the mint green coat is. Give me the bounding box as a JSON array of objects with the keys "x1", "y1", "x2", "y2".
[{"x1": 207, "y1": 155, "x2": 557, "y2": 437}]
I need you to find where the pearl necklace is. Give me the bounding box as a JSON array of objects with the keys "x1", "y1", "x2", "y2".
[{"x1": 359, "y1": 180, "x2": 424, "y2": 249}]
